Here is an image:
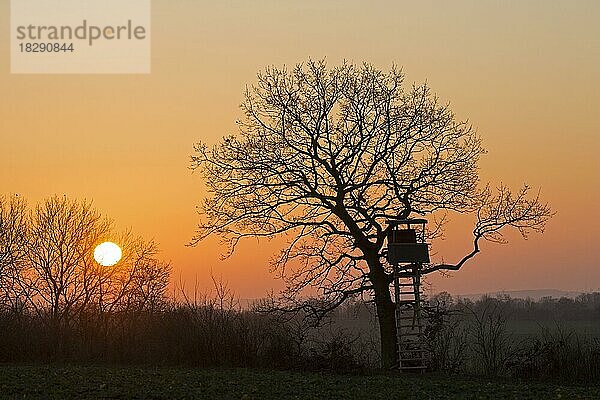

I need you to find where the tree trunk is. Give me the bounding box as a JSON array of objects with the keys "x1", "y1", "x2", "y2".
[{"x1": 369, "y1": 258, "x2": 397, "y2": 369}]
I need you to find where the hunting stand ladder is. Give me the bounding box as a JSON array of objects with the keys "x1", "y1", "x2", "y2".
[{"x1": 386, "y1": 219, "x2": 430, "y2": 371}]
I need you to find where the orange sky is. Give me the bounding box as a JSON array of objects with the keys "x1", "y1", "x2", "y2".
[{"x1": 2, "y1": 1, "x2": 599, "y2": 297}]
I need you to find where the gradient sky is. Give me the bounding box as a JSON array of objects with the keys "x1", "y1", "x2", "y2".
[{"x1": 2, "y1": 1, "x2": 599, "y2": 298}]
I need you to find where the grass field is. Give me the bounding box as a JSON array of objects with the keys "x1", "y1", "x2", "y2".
[{"x1": 0, "y1": 365, "x2": 598, "y2": 399}]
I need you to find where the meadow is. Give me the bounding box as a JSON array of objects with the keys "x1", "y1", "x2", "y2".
[{"x1": 0, "y1": 364, "x2": 598, "y2": 400}]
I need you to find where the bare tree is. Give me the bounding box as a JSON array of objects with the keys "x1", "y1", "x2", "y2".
[
  {"x1": 466, "y1": 300, "x2": 513, "y2": 376},
  {"x1": 22, "y1": 196, "x2": 111, "y2": 325},
  {"x1": 48, "y1": 227, "x2": 172, "y2": 315},
  {"x1": 113, "y1": 237, "x2": 171, "y2": 313},
  {"x1": 191, "y1": 59, "x2": 553, "y2": 368},
  {"x1": 0, "y1": 194, "x2": 172, "y2": 328},
  {"x1": 0, "y1": 195, "x2": 29, "y2": 313}
]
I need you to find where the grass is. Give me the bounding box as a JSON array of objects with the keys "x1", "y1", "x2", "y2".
[{"x1": 0, "y1": 364, "x2": 598, "y2": 399}]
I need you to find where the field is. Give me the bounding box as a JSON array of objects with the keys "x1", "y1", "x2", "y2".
[{"x1": 0, "y1": 365, "x2": 598, "y2": 399}]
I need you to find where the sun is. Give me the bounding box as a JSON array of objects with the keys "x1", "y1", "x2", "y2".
[{"x1": 94, "y1": 242, "x2": 122, "y2": 266}]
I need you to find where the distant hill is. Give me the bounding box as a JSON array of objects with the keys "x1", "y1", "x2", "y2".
[{"x1": 455, "y1": 289, "x2": 585, "y2": 301}]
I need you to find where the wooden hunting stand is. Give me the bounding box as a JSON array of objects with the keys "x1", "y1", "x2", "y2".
[{"x1": 386, "y1": 218, "x2": 430, "y2": 371}]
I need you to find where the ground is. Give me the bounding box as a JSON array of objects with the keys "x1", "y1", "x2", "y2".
[{"x1": 0, "y1": 364, "x2": 597, "y2": 399}]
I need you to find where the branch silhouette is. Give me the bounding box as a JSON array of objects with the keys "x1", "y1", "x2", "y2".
[{"x1": 191, "y1": 59, "x2": 553, "y2": 367}]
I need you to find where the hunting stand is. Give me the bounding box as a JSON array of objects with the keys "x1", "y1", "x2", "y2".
[{"x1": 386, "y1": 218, "x2": 430, "y2": 371}]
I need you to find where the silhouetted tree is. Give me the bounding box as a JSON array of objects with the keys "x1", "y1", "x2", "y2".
[
  {"x1": 22, "y1": 196, "x2": 111, "y2": 325},
  {"x1": 191, "y1": 59, "x2": 552, "y2": 368},
  {"x1": 0, "y1": 195, "x2": 172, "y2": 324},
  {"x1": 102, "y1": 235, "x2": 171, "y2": 313},
  {"x1": 0, "y1": 195, "x2": 28, "y2": 313}
]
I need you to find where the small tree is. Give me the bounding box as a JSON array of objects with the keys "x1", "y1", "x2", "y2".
[
  {"x1": 0, "y1": 195, "x2": 172, "y2": 323},
  {"x1": 191, "y1": 60, "x2": 552, "y2": 368},
  {"x1": 23, "y1": 196, "x2": 111, "y2": 325},
  {"x1": 103, "y1": 236, "x2": 171, "y2": 313},
  {"x1": 0, "y1": 195, "x2": 28, "y2": 313}
]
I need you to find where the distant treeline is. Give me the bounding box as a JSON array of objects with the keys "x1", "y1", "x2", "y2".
[
  {"x1": 0, "y1": 288, "x2": 366, "y2": 371},
  {"x1": 431, "y1": 291, "x2": 600, "y2": 321},
  {"x1": 421, "y1": 292, "x2": 600, "y2": 381}
]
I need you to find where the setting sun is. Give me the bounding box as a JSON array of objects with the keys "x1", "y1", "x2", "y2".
[{"x1": 93, "y1": 241, "x2": 122, "y2": 266}]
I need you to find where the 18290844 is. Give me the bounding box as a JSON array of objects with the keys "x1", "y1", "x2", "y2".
[{"x1": 19, "y1": 43, "x2": 74, "y2": 53}]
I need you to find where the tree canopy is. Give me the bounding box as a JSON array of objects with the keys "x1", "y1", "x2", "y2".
[{"x1": 191, "y1": 59, "x2": 552, "y2": 367}]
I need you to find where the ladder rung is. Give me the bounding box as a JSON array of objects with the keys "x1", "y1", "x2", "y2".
[
  {"x1": 395, "y1": 278, "x2": 426, "y2": 372},
  {"x1": 398, "y1": 365, "x2": 427, "y2": 370}
]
